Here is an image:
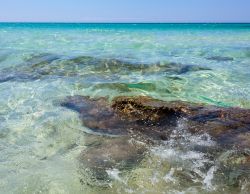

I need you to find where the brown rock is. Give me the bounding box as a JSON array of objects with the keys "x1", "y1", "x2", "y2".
[
  {"x1": 61, "y1": 95, "x2": 250, "y2": 148},
  {"x1": 61, "y1": 95, "x2": 250, "y2": 186}
]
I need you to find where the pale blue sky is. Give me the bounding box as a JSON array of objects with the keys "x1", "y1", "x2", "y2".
[{"x1": 0, "y1": 0, "x2": 249, "y2": 22}]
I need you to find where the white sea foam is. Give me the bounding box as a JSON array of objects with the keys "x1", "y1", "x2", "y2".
[
  {"x1": 106, "y1": 168, "x2": 123, "y2": 183},
  {"x1": 203, "y1": 166, "x2": 218, "y2": 190},
  {"x1": 164, "y1": 168, "x2": 176, "y2": 183}
]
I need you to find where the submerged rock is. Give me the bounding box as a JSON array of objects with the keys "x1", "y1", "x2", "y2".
[
  {"x1": 215, "y1": 150, "x2": 250, "y2": 187},
  {"x1": 206, "y1": 56, "x2": 234, "y2": 62},
  {"x1": 78, "y1": 135, "x2": 146, "y2": 186},
  {"x1": 24, "y1": 53, "x2": 61, "y2": 68},
  {"x1": 0, "y1": 72, "x2": 39, "y2": 82},
  {"x1": 60, "y1": 95, "x2": 250, "y2": 187},
  {"x1": 0, "y1": 54, "x2": 211, "y2": 83}
]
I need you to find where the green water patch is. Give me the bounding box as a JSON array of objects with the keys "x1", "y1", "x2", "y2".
[
  {"x1": 92, "y1": 82, "x2": 157, "y2": 93},
  {"x1": 244, "y1": 48, "x2": 250, "y2": 58},
  {"x1": 198, "y1": 96, "x2": 233, "y2": 107},
  {"x1": 0, "y1": 52, "x2": 9, "y2": 63}
]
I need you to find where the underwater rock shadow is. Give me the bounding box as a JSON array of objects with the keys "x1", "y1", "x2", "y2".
[
  {"x1": 0, "y1": 53, "x2": 60, "y2": 83},
  {"x1": 0, "y1": 54, "x2": 212, "y2": 83},
  {"x1": 206, "y1": 56, "x2": 234, "y2": 62},
  {"x1": 0, "y1": 72, "x2": 39, "y2": 82}
]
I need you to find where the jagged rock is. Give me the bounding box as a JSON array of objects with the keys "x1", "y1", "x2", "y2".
[{"x1": 61, "y1": 95, "x2": 250, "y2": 147}]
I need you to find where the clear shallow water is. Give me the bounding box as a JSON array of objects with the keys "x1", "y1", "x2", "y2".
[{"x1": 0, "y1": 23, "x2": 250, "y2": 194}]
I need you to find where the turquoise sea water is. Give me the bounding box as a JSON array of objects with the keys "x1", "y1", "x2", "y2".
[{"x1": 0, "y1": 23, "x2": 250, "y2": 193}]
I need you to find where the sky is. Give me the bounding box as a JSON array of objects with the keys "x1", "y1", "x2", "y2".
[{"x1": 0, "y1": 0, "x2": 249, "y2": 22}]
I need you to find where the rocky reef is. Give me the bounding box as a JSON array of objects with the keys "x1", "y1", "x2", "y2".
[
  {"x1": 62, "y1": 95, "x2": 250, "y2": 147},
  {"x1": 61, "y1": 95, "x2": 250, "y2": 187},
  {"x1": 0, "y1": 54, "x2": 211, "y2": 83}
]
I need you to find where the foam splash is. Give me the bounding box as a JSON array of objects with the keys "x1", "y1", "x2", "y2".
[{"x1": 203, "y1": 166, "x2": 218, "y2": 190}]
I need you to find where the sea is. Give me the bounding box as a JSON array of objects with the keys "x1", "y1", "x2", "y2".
[{"x1": 0, "y1": 23, "x2": 250, "y2": 194}]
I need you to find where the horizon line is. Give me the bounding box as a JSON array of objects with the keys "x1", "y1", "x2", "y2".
[{"x1": 0, "y1": 21, "x2": 250, "y2": 24}]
